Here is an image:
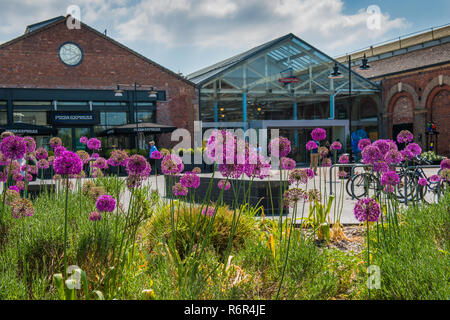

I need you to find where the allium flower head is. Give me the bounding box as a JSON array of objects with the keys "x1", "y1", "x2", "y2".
[
  {"x1": 401, "y1": 149, "x2": 414, "y2": 161},
  {"x1": 322, "y1": 158, "x2": 332, "y2": 167},
  {"x1": 311, "y1": 128, "x2": 326, "y2": 141},
  {"x1": 192, "y1": 167, "x2": 202, "y2": 174},
  {"x1": 53, "y1": 151, "x2": 83, "y2": 175},
  {"x1": 281, "y1": 157, "x2": 296, "y2": 170},
  {"x1": 218, "y1": 179, "x2": 231, "y2": 191},
  {"x1": 282, "y1": 188, "x2": 308, "y2": 208},
  {"x1": 373, "y1": 140, "x2": 391, "y2": 155},
  {"x1": 89, "y1": 211, "x2": 102, "y2": 221},
  {"x1": 268, "y1": 137, "x2": 291, "y2": 158},
  {"x1": 353, "y1": 197, "x2": 381, "y2": 222},
  {"x1": 339, "y1": 155, "x2": 349, "y2": 164},
  {"x1": 0, "y1": 135, "x2": 27, "y2": 160},
  {"x1": 161, "y1": 154, "x2": 184, "y2": 175},
  {"x1": 429, "y1": 174, "x2": 440, "y2": 183},
  {"x1": 418, "y1": 178, "x2": 428, "y2": 186},
  {"x1": 172, "y1": 182, "x2": 188, "y2": 196},
  {"x1": 54, "y1": 145, "x2": 67, "y2": 157},
  {"x1": 23, "y1": 136, "x2": 36, "y2": 154},
  {"x1": 35, "y1": 147, "x2": 48, "y2": 160},
  {"x1": 92, "y1": 157, "x2": 108, "y2": 169},
  {"x1": 440, "y1": 158, "x2": 450, "y2": 170},
  {"x1": 49, "y1": 137, "x2": 62, "y2": 149},
  {"x1": 79, "y1": 136, "x2": 88, "y2": 145},
  {"x1": 358, "y1": 138, "x2": 371, "y2": 151},
  {"x1": 11, "y1": 198, "x2": 34, "y2": 219},
  {"x1": 397, "y1": 130, "x2": 413, "y2": 144},
  {"x1": 87, "y1": 138, "x2": 101, "y2": 150},
  {"x1": 384, "y1": 149, "x2": 404, "y2": 165},
  {"x1": 126, "y1": 154, "x2": 150, "y2": 176},
  {"x1": 438, "y1": 169, "x2": 450, "y2": 182},
  {"x1": 90, "y1": 153, "x2": 99, "y2": 160},
  {"x1": 108, "y1": 149, "x2": 129, "y2": 166},
  {"x1": 180, "y1": 171, "x2": 200, "y2": 189},
  {"x1": 150, "y1": 150, "x2": 162, "y2": 159},
  {"x1": 306, "y1": 140, "x2": 318, "y2": 151},
  {"x1": 330, "y1": 141, "x2": 342, "y2": 150},
  {"x1": 373, "y1": 161, "x2": 389, "y2": 173},
  {"x1": 289, "y1": 168, "x2": 311, "y2": 185},
  {"x1": 76, "y1": 150, "x2": 90, "y2": 164},
  {"x1": 380, "y1": 170, "x2": 400, "y2": 186},
  {"x1": 406, "y1": 143, "x2": 422, "y2": 157},
  {"x1": 361, "y1": 145, "x2": 382, "y2": 164},
  {"x1": 95, "y1": 194, "x2": 116, "y2": 212}
]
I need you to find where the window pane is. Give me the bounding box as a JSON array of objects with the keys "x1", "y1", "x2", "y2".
[
  {"x1": 13, "y1": 111, "x2": 48, "y2": 125},
  {"x1": 137, "y1": 111, "x2": 154, "y2": 123}
]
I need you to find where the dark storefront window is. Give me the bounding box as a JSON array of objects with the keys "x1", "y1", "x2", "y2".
[
  {"x1": 0, "y1": 101, "x2": 7, "y2": 125},
  {"x1": 13, "y1": 101, "x2": 52, "y2": 125},
  {"x1": 94, "y1": 112, "x2": 128, "y2": 135},
  {"x1": 57, "y1": 101, "x2": 89, "y2": 111}
]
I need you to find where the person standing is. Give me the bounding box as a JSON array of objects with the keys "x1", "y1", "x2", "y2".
[
  {"x1": 148, "y1": 141, "x2": 158, "y2": 175},
  {"x1": 310, "y1": 140, "x2": 319, "y2": 175}
]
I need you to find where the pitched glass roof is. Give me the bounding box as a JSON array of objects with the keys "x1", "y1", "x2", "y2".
[{"x1": 187, "y1": 33, "x2": 380, "y2": 95}]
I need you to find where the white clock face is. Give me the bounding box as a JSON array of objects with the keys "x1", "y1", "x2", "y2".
[{"x1": 59, "y1": 43, "x2": 83, "y2": 66}]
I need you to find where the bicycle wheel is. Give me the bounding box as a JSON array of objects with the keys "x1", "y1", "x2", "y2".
[
  {"x1": 351, "y1": 172, "x2": 379, "y2": 200},
  {"x1": 395, "y1": 171, "x2": 419, "y2": 203}
]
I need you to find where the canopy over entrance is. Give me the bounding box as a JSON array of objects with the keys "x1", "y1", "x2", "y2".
[
  {"x1": 0, "y1": 123, "x2": 57, "y2": 136},
  {"x1": 98, "y1": 122, "x2": 177, "y2": 136}
]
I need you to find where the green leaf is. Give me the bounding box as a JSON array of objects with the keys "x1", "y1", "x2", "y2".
[{"x1": 53, "y1": 273, "x2": 65, "y2": 300}]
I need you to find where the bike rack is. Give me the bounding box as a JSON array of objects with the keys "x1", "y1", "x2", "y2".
[{"x1": 329, "y1": 163, "x2": 442, "y2": 204}]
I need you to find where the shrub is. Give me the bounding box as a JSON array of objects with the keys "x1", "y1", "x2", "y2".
[{"x1": 145, "y1": 203, "x2": 258, "y2": 259}]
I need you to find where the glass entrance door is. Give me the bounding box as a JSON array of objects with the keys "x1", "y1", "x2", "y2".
[{"x1": 57, "y1": 128, "x2": 91, "y2": 151}]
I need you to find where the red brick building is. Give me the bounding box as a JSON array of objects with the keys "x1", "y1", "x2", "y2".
[
  {"x1": 337, "y1": 25, "x2": 450, "y2": 156},
  {"x1": 0, "y1": 16, "x2": 198, "y2": 152}
]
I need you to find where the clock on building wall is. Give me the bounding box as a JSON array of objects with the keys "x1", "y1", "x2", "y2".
[{"x1": 58, "y1": 42, "x2": 83, "y2": 66}]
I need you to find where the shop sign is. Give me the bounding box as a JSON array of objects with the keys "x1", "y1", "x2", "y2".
[{"x1": 50, "y1": 112, "x2": 99, "y2": 125}]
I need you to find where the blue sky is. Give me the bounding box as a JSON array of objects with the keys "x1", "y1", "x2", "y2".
[{"x1": 0, "y1": 0, "x2": 448, "y2": 75}]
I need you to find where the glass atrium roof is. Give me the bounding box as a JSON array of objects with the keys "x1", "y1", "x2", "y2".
[{"x1": 187, "y1": 33, "x2": 380, "y2": 101}]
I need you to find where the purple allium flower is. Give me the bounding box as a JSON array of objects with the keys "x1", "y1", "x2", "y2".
[
  {"x1": 384, "y1": 149, "x2": 404, "y2": 165},
  {"x1": 218, "y1": 163, "x2": 244, "y2": 179},
  {"x1": 406, "y1": 143, "x2": 422, "y2": 157},
  {"x1": 244, "y1": 155, "x2": 271, "y2": 179},
  {"x1": 13, "y1": 173, "x2": 23, "y2": 182},
  {"x1": 440, "y1": 158, "x2": 450, "y2": 170},
  {"x1": 53, "y1": 151, "x2": 83, "y2": 175},
  {"x1": 358, "y1": 138, "x2": 371, "y2": 151},
  {"x1": 288, "y1": 168, "x2": 311, "y2": 185},
  {"x1": 150, "y1": 150, "x2": 162, "y2": 160},
  {"x1": 397, "y1": 130, "x2": 413, "y2": 144},
  {"x1": 0, "y1": 172, "x2": 7, "y2": 183},
  {"x1": 53, "y1": 145, "x2": 67, "y2": 157},
  {"x1": 304, "y1": 168, "x2": 315, "y2": 179},
  {"x1": 126, "y1": 154, "x2": 150, "y2": 176},
  {"x1": 92, "y1": 157, "x2": 108, "y2": 169},
  {"x1": 282, "y1": 188, "x2": 308, "y2": 208},
  {"x1": 338, "y1": 155, "x2": 349, "y2": 164},
  {"x1": 172, "y1": 182, "x2": 188, "y2": 196},
  {"x1": 306, "y1": 140, "x2": 318, "y2": 151},
  {"x1": 331, "y1": 141, "x2": 342, "y2": 150},
  {"x1": 281, "y1": 157, "x2": 296, "y2": 170},
  {"x1": 87, "y1": 138, "x2": 101, "y2": 150},
  {"x1": 35, "y1": 147, "x2": 48, "y2": 160},
  {"x1": 11, "y1": 198, "x2": 34, "y2": 219},
  {"x1": 23, "y1": 136, "x2": 36, "y2": 154},
  {"x1": 268, "y1": 137, "x2": 291, "y2": 157},
  {"x1": 95, "y1": 194, "x2": 116, "y2": 212},
  {"x1": 322, "y1": 158, "x2": 332, "y2": 167},
  {"x1": 418, "y1": 178, "x2": 428, "y2": 186},
  {"x1": 79, "y1": 136, "x2": 88, "y2": 145},
  {"x1": 108, "y1": 149, "x2": 129, "y2": 166},
  {"x1": 338, "y1": 170, "x2": 347, "y2": 178},
  {"x1": 76, "y1": 150, "x2": 90, "y2": 164},
  {"x1": 311, "y1": 128, "x2": 326, "y2": 141},
  {"x1": 429, "y1": 174, "x2": 440, "y2": 183},
  {"x1": 49, "y1": 137, "x2": 62, "y2": 149},
  {"x1": 383, "y1": 185, "x2": 394, "y2": 193},
  {"x1": 0, "y1": 136, "x2": 27, "y2": 160},
  {"x1": 380, "y1": 170, "x2": 400, "y2": 186},
  {"x1": 15, "y1": 181, "x2": 25, "y2": 190},
  {"x1": 400, "y1": 150, "x2": 414, "y2": 161},
  {"x1": 89, "y1": 211, "x2": 102, "y2": 221},
  {"x1": 361, "y1": 145, "x2": 382, "y2": 164},
  {"x1": 161, "y1": 154, "x2": 184, "y2": 175},
  {"x1": 373, "y1": 140, "x2": 391, "y2": 155},
  {"x1": 48, "y1": 156, "x2": 55, "y2": 166},
  {"x1": 218, "y1": 179, "x2": 231, "y2": 191},
  {"x1": 373, "y1": 161, "x2": 390, "y2": 173},
  {"x1": 202, "y1": 207, "x2": 215, "y2": 217},
  {"x1": 180, "y1": 171, "x2": 200, "y2": 189},
  {"x1": 353, "y1": 197, "x2": 381, "y2": 222},
  {"x1": 8, "y1": 185, "x2": 20, "y2": 193}
]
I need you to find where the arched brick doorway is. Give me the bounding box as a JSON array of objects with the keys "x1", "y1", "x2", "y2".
[
  {"x1": 427, "y1": 86, "x2": 450, "y2": 156},
  {"x1": 390, "y1": 94, "x2": 414, "y2": 141}
]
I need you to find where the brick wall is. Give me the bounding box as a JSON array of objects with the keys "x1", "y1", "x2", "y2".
[{"x1": 0, "y1": 19, "x2": 198, "y2": 148}]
